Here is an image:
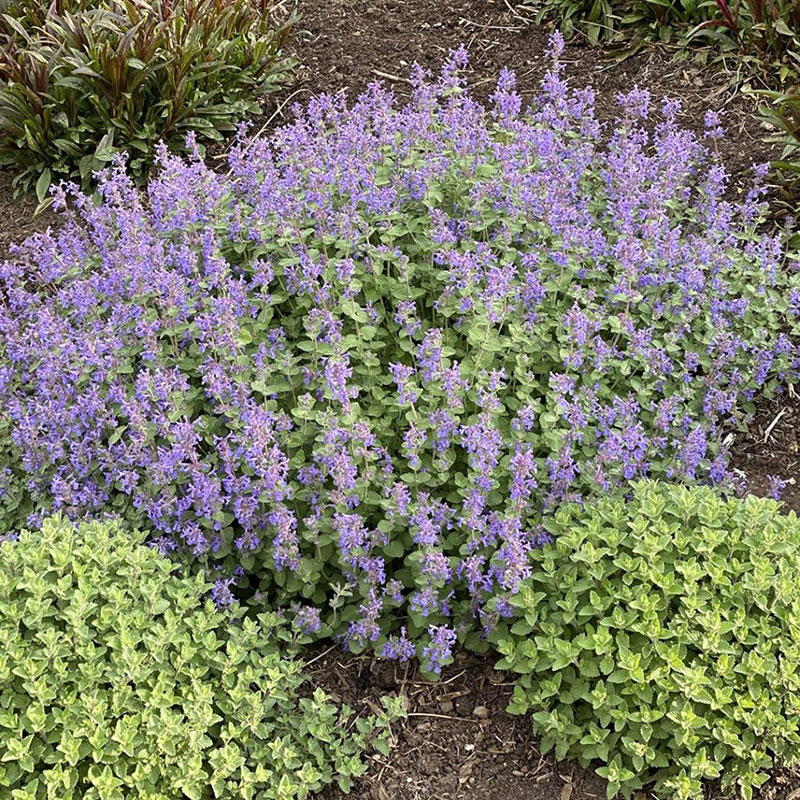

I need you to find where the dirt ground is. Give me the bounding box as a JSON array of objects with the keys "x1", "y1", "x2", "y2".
[
  {"x1": 309, "y1": 646, "x2": 800, "y2": 800},
  {"x1": 0, "y1": 1, "x2": 798, "y2": 798}
]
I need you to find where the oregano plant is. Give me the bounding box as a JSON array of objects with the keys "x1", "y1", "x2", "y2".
[
  {"x1": 0, "y1": 516, "x2": 402, "y2": 799},
  {"x1": 491, "y1": 481, "x2": 800, "y2": 800}
]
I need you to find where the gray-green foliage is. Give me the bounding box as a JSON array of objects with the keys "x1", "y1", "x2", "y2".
[
  {"x1": 491, "y1": 481, "x2": 800, "y2": 800},
  {"x1": 0, "y1": 516, "x2": 401, "y2": 800}
]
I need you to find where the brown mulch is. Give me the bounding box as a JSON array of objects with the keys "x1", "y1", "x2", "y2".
[
  {"x1": 729, "y1": 388, "x2": 800, "y2": 514},
  {"x1": 309, "y1": 647, "x2": 608, "y2": 800},
  {"x1": 1, "y1": 1, "x2": 798, "y2": 799}
]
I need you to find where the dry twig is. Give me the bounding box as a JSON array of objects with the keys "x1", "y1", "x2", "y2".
[{"x1": 763, "y1": 407, "x2": 787, "y2": 443}]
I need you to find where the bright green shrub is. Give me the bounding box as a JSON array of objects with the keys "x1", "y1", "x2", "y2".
[
  {"x1": 0, "y1": 0, "x2": 294, "y2": 199},
  {"x1": 492, "y1": 481, "x2": 800, "y2": 800},
  {"x1": 0, "y1": 516, "x2": 400, "y2": 800}
]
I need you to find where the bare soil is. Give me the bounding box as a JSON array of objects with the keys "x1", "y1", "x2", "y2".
[{"x1": 309, "y1": 645, "x2": 800, "y2": 800}]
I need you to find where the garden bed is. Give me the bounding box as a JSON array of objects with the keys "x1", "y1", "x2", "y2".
[
  {"x1": 287, "y1": 3, "x2": 799, "y2": 798},
  {"x1": 286, "y1": 3, "x2": 798, "y2": 798},
  {"x1": 1, "y1": 1, "x2": 799, "y2": 798}
]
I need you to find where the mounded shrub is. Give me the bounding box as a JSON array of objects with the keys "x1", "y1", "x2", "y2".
[
  {"x1": 0, "y1": 516, "x2": 400, "y2": 799},
  {"x1": 1, "y1": 39, "x2": 799, "y2": 672},
  {"x1": 0, "y1": 0, "x2": 294, "y2": 199},
  {"x1": 493, "y1": 481, "x2": 800, "y2": 800}
]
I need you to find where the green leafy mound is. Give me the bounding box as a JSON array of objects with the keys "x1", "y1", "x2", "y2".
[
  {"x1": 492, "y1": 481, "x2": 800, "y2": 800},
  {"x1": 0, "y1": 516, "x2": 399, "y2": 800}
]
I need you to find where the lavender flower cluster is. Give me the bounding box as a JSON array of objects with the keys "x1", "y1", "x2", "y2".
[{"x1": 1, "y1": 38, "x2": 798, "y2": 673}]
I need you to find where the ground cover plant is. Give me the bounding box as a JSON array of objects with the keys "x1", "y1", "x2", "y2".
[
  {"x1": 0, "y1": 0, "x2": 294, "y2": 200},
  {"x1": 493, "y1": 481, "x2": 800, "y2": 799},
  {"x1": 515, "y1": 0, "x2": 800, "y2": 64},
  {"x1": 0, "y1": 515, "x2": 401, "y2": 799},
  {"x1": 1, "y1": 39, "x2": 799, "y2": 679}
]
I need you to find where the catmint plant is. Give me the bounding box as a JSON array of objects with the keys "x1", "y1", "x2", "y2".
[{"x1": 1, "y1": 37, "x2": 798, "y2": 672}]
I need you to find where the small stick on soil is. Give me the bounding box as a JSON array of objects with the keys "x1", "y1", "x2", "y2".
[
  {"x1": 372, "y1": 69, "x2": 413, "y2": 85},
  {"x1": 763, "y1": 407, "x2": 787, "y2": 442},
  {"x1": 529, "y1": 754, "x2": 549, "y2": 778},
  {"x1": 459, "y1": 18, "x2": 528, "y2": 32},
  {"x1": 408, "y1": 712, "x2": 483, "y2": 723},
  {"x1": 502, "y1": 0, "x2": 533, "y2": 23},
  {"x1": 399, "y1": 669, "x2": 467, "y2": 687},
  {"x1": 364, "y1": 698, "x2": 385, "y2": 717},
  {"x1": 467, "y1": 77, "x2": 497, "y2": 89},
  {"x1": 303, "y1": 644, "x2": 337, "y2": 668}
]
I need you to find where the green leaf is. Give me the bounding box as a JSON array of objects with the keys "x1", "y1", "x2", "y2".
[{"x1": 35, "y1": 169, "x2": 51, "y2": 203}]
